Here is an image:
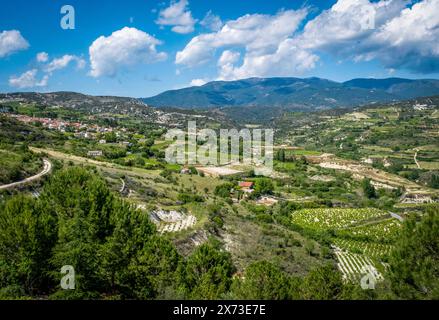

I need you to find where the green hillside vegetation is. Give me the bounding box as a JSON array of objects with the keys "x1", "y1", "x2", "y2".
[
  {"x1": 0, "y1": 92, "x2": 438, "y2": 300},
  {"x1": 0, "y1": 116, "x2": 62, "y2": 185},
  {"x1": 276, "y1": 96, "x2": 439, "y2": 189},
  {"x1": 1, "y1": 166, "x2": 437, "y2": 299}
]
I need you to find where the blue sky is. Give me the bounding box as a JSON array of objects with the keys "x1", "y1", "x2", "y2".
[{"x1": 1, "y1": 0, "x2": 438, "y2": 97}]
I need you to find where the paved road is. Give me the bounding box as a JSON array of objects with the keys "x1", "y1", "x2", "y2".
[
  {"x1": 0, "y1": 159, "x2": 52, "y2": 190},
  {"x1": 389, "y1": 211, "x2": 404, "y2": 222}
]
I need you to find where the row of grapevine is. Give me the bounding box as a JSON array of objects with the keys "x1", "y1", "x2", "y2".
[
  {"x1": 158, "y1": 215, "x2": 197, "y2": 233},
  {"x1": 333, "y1": 246, "x2": 383, "y2": 282},
  {"x1": 332, "y1": 238, "x2": 393, "y2": 258},
  {"x1": 290, "y1": 208, "x2": 402, "y2": 282},
  {"x1": 341, "y1": 218, "x2": 401, "y2": 241},
  {"x1": 291, "y1": 208, "x2": 387, "y2": 230}
]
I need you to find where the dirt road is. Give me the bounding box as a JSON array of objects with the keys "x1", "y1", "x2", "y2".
[
  {"x1": 0, "y1": 159, "x2": 52, "y2": 190},
  {"x1": 414, "y1": 149, "x2": 421, "y2": 169}
]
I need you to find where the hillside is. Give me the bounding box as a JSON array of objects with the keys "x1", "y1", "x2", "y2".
[
  {"x1": 273, "y1": 95, "x2": 439, "y2": 193},
  {"x1": 142, "y1": 77, "x2": 439, "y2": 110},
  {"x1": 0, "y1": 92, "x2": 148, "y2": 115},
  {"x1": 0, "y1": 115, "x2": 61, "y2": 185}
]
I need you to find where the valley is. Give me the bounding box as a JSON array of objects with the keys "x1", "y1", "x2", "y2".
[{"x1": 0, "y1": 84, "x2": 438, "y2": 300}]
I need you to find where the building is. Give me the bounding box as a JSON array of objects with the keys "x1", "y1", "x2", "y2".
[
  {"x1": 256, "y1": 196, "x2": 278, "y2": 206},
  {"x1": 180, "y1": 167, "x2": 191, "y2": 174},
  {"x1": 87, "y1": 150, "x2": 103, "y2": 157},
  {"x1": 238, "y1": 181, "x2": 254, "y2": 193}
]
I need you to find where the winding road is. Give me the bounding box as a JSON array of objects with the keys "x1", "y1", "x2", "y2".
[
  {"x1": 0, "y1": 159, "x2": 52, "y2": 191},
  {"x1": 119, "y1": 178, "x2": 126, "y2": 193},
  {"x1": 414, "y1": 149, "x2": 421, "y2": 169}
]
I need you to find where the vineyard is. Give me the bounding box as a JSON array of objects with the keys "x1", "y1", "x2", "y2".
[
  {"x1": 333, "y1": 246, "x2": 384, "y2": 282},
  {"x1": 332, "y1": 238, "x2": 393, "y2": 258},
  {"x1": 337, "y1": 219, "x2": 401, "y2": 242},
  {"x1": 291, "y1": 208, "x2": 387, "y2": 230},
  {"x1": 291, "y1": 208, "x2": 402, "y2": 281},
  {"x1": 150, "y1": 210, "x2": 197, "y2": 233},
  {"x1": 158, "y1": 215, "x2": 197, "y2": 233}
]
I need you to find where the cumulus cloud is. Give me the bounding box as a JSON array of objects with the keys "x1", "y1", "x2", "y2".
[
  {"x1": 218, "y1": 50, "x2": 240, "y2": 79},
  {"x1": 294, "y1": 0, "x2": 439, "y2": 73},
  {"x1": 176, "y1": 9, "x2": 308, "y2": 67},
  {"x1": 9, "y1": 53, "x2": 86, "y2": 88},
  {"x1": 200, "y1": 11, "x2": 223, "y2": 31},
  {"x1": 366, "y1": 0, "x2": 439, "y2": 73},
  {"x1": 156, "y1": 0, "x2": 197, "y2": 34},
  {"x1": 219, "y1": 41, "x2": 319, "y2": 80},
  {"x1": 45, "y1": 54, "x2": 86, "y2": 73},
  {"x1": 177, "y1": 0, "x2": 439, "y2": 79},
  {"x1": 296, "y1": 0, "x2": 411, "y2": 54},
  {"x1": 190, "y1": 78, "x2": 208, "y2": 86},
  {"x1": 0, "y1": 30, "x2": 29, "y2": 58},
  {"x1": 176, "y1": 9, "x2": 311, "y2": 79},
  {"x1": 36, "y1": 52, "x2": 49, "y2": 63},
  {"x1": 89, "y1": 27, "x2": 167, "y2": 78},
  {"x1": 9, "y1": 69, "x2": 48, "y2": 89}
]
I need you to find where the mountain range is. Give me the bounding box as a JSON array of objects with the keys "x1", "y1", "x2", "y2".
[
  {"x1": 2, "y1": 77, "x2": 439, "y2": 117},
  {"x1": 142, "y1": 77, "x2": 439, "y2": 111}
]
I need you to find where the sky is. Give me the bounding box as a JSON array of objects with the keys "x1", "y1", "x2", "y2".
[{"x1": 0, "y1": 0, "x2": 439, "y2": 98}]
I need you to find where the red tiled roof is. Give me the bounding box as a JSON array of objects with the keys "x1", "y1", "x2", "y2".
[{"x1": 239, "y1": 181, "x2": 254, "y2": 188}]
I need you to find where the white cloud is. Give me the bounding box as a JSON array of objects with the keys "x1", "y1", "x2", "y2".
[
  {"x1": 9, "y1": 69, "x2": 48, "y2": 89},
  {"x1": 89, "y1": 27, "x2": 167, "y2": 78},
  {"x1": 200, "y1": 11, "x2": 223, "y2": 31},
  {"x1": 190, "y1": 78, "x2": 208, "y2": 86},
  {"x1": 296, "y1": 0, "x2": 410, "y2": 52},
  {"x1": 366, "y1": 0, "x2": 439, "y2": 72},
  {"x1": 45, "y1": 55, "x2": 86, "y2": 73},
  {"x1": 219, "y1": 41, "x2": 319, "y2": 80},
  {"x1": 0, "y1": 30, "x2": 29, "y2": 58},
  {"x1": 218, "y1": 50, "x2": 240, "y2": 66},
  {"x1": 177, "y1": 0, "x2": 439, "y2": 79},
  {"x1": 176, "y1": 9, "x2": 311, "y2": 79},
  {"x1": 9, "y1": 53, "x2": 86, "y2": 89},
  {"x1": 218, "y1": 50, "x2": 240, "y2": 79},
  {"x1": 295, "y1": 0, "x2": 439, "y2": 73},
  {"x1": 156, "y1": 0, "x2": 197, "y2": 34},
  {"x1": 176, "y1": 9, "x2": 308, "y2": 67},
  {"x1": 36, "y1": 52, "x2": 49, "y2": 63}
]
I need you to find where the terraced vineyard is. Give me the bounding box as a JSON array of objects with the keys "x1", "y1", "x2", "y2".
[
  {"x1": 158, "y1": 215, "x2": 197, "y2": 233},
  {"x1": 291, "y1": 208, "x2": 387, "y2": 230},
  {"x1": 339, "y1": 219, "x2": 401, "y2": 242},
  {"x1": 333, "y1": 246, "x2": 384, "y2": 282},
  {"x1": 150, "y1": 210, "x2": 197, "y2": 234},
  {"x1": 291, "y1": 208, "x2": 402, "y2": 282},
  {"x1": 332, "y1": 238, "x2": 393, "y2": 258}
]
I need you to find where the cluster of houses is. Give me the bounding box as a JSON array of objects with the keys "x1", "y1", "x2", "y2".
[
  {"x1": 9, "y1": 114, "x2": 116, "y2": 136},
  {"x1": 10, "y1": 114, "x2": 82, "y2": 131}
]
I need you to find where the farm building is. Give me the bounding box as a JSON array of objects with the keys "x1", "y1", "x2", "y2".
[
  {"x1": 87, "y1": 150, "x2": 103, "y2": 157},
  {"x1": 239, "y1": 181, "x2": 254, "y2": 193}
]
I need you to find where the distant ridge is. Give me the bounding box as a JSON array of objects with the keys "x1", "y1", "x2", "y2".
[{"x1": 141, "y1": 77, "x2": 439, "y2": 111}]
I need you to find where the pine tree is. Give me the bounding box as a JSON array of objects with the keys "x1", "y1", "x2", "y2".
[{"x1": 387, "y1": 205, "x2": 439, "y2": 299}]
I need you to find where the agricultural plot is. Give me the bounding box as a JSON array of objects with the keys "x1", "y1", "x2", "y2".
[
  {"x1": 196, "y1": 166, "x2": 243, "y2": 177},
  {"x1": 332, "y1": 238, "x2": 393, "y2": 258},
  {"x1": 150, "y1": 210, "x2": 197, "y2": 234},
  {"x1": 291, "y1": 208, "x2": 401, "y2": 281},
  {"x1": 340, "y1": 219, "x2": 401, "y2": 242},
  {"x1": 333, "y1": 246, "x2": 383, "y2": 282},
  {"x1": 291, "y1": 208, "x2": 387, "y2": 230},
  {"x1": 159, "y1": 215, "x2": 197, "y2": 233}
]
